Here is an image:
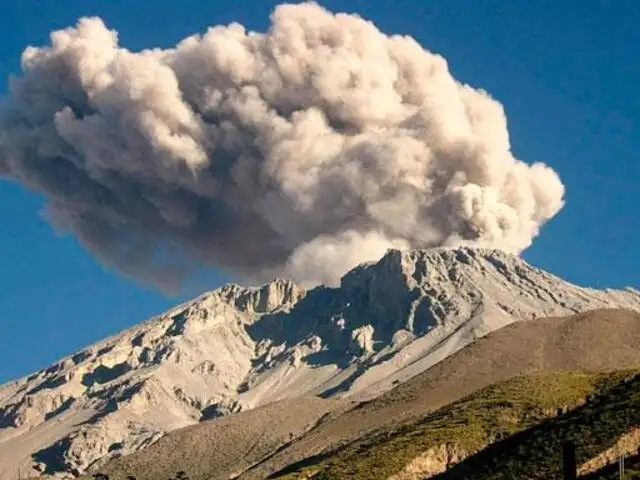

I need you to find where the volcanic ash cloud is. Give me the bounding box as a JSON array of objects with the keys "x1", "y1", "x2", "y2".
[{"x1": 0, "y1": 2, "x2": 565, "y2": 289}]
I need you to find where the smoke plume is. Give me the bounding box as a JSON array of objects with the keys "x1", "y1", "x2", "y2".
[{"x1": 0, "y1": 2, "x2": 565, "y2": 289}]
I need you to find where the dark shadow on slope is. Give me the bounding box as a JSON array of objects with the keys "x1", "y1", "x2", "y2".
[
  {"x1": 71, "y1": 350, "x2": 91, "y2": 364},
  {"x1": 44, "y1": 397, "x2": 75, "y2": 421},
  {"x1": 83, "y1": 398, "x2": 119, "y2": 425},
  {"x1": 431, "y1": 373, "x2": 640, "y2": 480},
  {"x1": 317, "y1": 363, "x2": 372, "y2": 399},
  {"x1": 199, "y1": 399, "x2": 242, "y2": 421},
  {"x1": 81, "y1": 382, "x2": 146, "y2": 426},
  {"x1": 302, "y1": 350, "x2": 352, "y2": 370},
  {"x1": 32, "y1": 437, "x2": 75, "y2": 475},
  {"x1": 26, "y1": 375, "x2": 68, "y2": 395},
  {"x1": 199, "y1": 404, "x2": 221, "y2": 422},
  {"x1": 97, "y1": 345, "x2": 115, "y2": 356},
  {"x1": 247, "y1": 282, "x2": 423, "y2": 368},
  {"x1": 165, "y1": 310, "x2": 188, "y2": 336},
  {"x1": 247, "y1": 287, "x2": 344, "y2": 348},
  {"x1": 82, "y1": 362, "x2": 132, "y2": 387}
]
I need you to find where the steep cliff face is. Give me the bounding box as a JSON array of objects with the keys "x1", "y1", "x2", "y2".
[{"x1": 1, "y1": 247, "x2": 639, "y2": 478}]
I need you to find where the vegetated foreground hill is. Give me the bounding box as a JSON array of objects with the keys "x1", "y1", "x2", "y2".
[
  {"x1": 277, "y1": 369, "x2": 640, "y2": 480},
  {"x1": 99, "y1": 309, "x2": 640, "y2": 480},
  {"x1": 1, "y1": 247, "x2": 639, "y2": 479}
]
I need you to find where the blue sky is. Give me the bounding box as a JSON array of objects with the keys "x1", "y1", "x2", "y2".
[{"x1": 0, "y1": 0, "x2": 638, "y2": 383}]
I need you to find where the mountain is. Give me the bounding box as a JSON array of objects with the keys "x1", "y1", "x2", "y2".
[
  {"x1": 0, "y1": 247, "x2": 639, "y2": 478},
  {"x1": 102, "y1": 309, "x2": 640, "y2": 480}
]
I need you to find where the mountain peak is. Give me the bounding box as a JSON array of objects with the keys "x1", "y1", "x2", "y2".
[{"x1": 342, "y1": 246, "x2": 522, "y2": 288}]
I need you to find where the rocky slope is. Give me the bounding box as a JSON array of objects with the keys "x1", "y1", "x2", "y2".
[{"x1": 0, "y1": 247, "x2": 639, "y2": 478}]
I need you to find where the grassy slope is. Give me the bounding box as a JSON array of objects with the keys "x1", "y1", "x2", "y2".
[
  {"x1": 431, "y1": 370, "x2": 640, "y2": 479},
  {"x1": 275, "y1": 370, "x2": 640, "y2": 479}
]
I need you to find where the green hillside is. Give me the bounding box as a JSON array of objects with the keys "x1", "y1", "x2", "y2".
[{"x1": 275, "y1": 370, "x2": 640, "y2": 479}]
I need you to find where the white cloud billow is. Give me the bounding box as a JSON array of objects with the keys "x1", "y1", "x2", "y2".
[{"x1": 0, "y1": 3, "x2": 565, "y2": 289}]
